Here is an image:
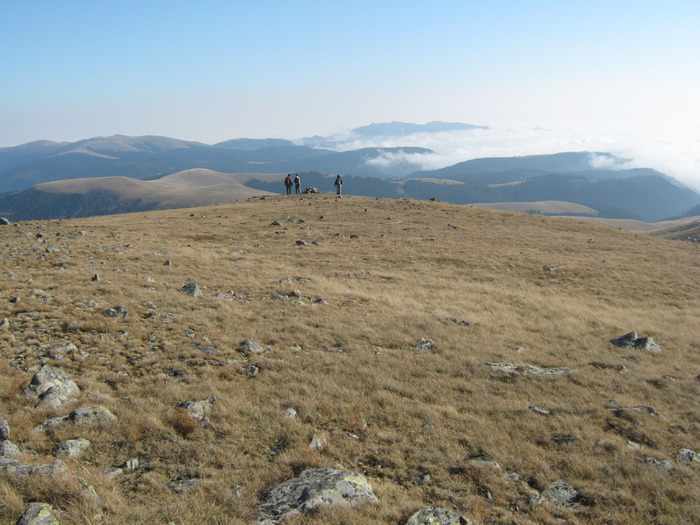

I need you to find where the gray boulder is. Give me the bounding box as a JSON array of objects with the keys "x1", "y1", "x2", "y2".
[
  {"x1": 240, "y1": 339, "x2": 266, "y2": 355},
  {"x1": 644, "y1": 457, "x2": 674, "y2": 473},
  {"x1": 678, "y1": 448, "x2": 699, "y2": 466},
  {"x1": 257, "y1": 468, "x2": 378, "y2": 524},
  {"x1": 0, "y1": 440, "x2": 21, "y2": 457},
  {"x1": 406, "y1": 506, "x2": 472, "y2": 524},
  {"x1": 23, "y1": 366, "x2": 80, "y2": 406},
  {"x1": 537, "y1": 480, "x2": 581, "y2": 510},
  {"x1": 611, "y1": 332, "x2": 662, "y2": 353},
  {"x1": 180, "y1": 282, "x2": 203, "y2": 297},
  {"x1": 69, "y1": 406, "x2": 117, "y2": 426},
  {"x1": 177, "y1": 396, "x2": 217, "y2": 422},
  {"x1": 17, "y1": 502, "x2": 60, "y2": 525},
  {"x1": 54, "y1": 438, "x2": 91, "y2": 458}
]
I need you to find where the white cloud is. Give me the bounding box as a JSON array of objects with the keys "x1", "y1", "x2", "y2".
[{"x1": 314, "y1": 125, "x2": 700, "y2": 192}]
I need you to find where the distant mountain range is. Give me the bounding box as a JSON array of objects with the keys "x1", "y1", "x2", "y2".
[{"x1": 1, "y1": 123, "x2": 699, "y2": 222}]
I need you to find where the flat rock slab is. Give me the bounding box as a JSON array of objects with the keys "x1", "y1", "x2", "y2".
[
  {"x1": 406, "y1": 506, "x2": 472, "y2": 524},
  {"x1": 257, "y1": 467, "x2": 378, "y2": 524}
]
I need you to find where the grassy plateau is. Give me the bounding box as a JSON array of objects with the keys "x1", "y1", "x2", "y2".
[{"x1": 0, "y1": 194, "x2": 698, "y2": 524}]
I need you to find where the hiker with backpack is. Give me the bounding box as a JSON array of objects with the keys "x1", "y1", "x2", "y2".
[
  {"x1": 294, "y1": 174, "x2": 301, "y2": 194},
  {"x1": 334, "y1": 175, "x2": 343, "y2": 196},
  {"x1": 284, "y1": 174, "x2": 293, "y2": 195}
]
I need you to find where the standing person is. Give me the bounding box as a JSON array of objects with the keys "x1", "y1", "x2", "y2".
[
  {"x1": 334, "y1": 175, "x2": 343, "y2": 197},
  {"x1": 284, "y1": 174, "x2": 293, "y2": 195},
  {"x1": 294, "y1": 173, "x2": 301, "y2": 194}
]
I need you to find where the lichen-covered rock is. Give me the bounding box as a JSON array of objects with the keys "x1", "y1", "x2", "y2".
[
  {"x1": 0, "y1": 440, "x2": 21, "y2": 457},
  {"x1": 180, "y1": 282, "x2": 203, "y2": 297},
  {"x1": 0, "y1": 417, "x2": 9, "y2": 440},
  {"x1": 678, "y1": 448, "x2": 700, "y2": 466},
  {"x1": 177, "y1": 396, "x2": 217, "y2": 422},
  {"x1": 17, "y1": 502, "x2": 60, "y2": 525},
  {"x1": 54, "y1": 438, "x2": 91, "y2": 458},
  {"x1": 611, "y1": 332, "x2": 662, "y2": 353},
  {"x1": 406, "y1": 506, "x2": 472, "y2": 524},
  {"x1": 257, "y1": 468, "x2": 378, "y2": 524},
  {"x1": 0, "y1": 457, "x2": 67, "y2": 478},
  {"x1": 644, "y1": 457, "x2": 674, "y2": 473},
  {"x1": 537, "y1": 480, "x2": 581, "y2": 510},
  {"x1": 240, "y1": 339, "x2": 266, "y2": 355},
  {"x1": 23, "y1": 365, "x2": 80, "y2": 405},
  {"x1": 69, "y1": 406, "x2": 117, "y2": 426}
]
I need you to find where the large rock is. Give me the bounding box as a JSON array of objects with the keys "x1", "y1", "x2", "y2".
[
  {"x1": 0, "y1": 457, "x2": 67, "y2": 478},
  {"x1": 0, "y1": 440, "x2": 21, "y2": 457},
  {"x1": 23, "y1": 365, "x2": 80, "y2": 407},
  {"x1": 611, "y1": 332, "x2": 662, "y2": 353},
  {"x1": 406, "y1": 506, "x2": 472, "y2": 524},
  {"x1": 17, "y1": 502, "x2": 60, "y2": 525},
  {"x1": 257, "y1": 468, "x2": 378, "y2": 524}
]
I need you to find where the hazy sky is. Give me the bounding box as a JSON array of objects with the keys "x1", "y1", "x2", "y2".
[{"x1": 2, "y1": 1, "x2": 700, "y2": 188}]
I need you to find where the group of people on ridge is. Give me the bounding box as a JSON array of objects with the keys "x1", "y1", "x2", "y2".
[{"x1": 283, "y1": 174, "x2": 343, "y2": 196}]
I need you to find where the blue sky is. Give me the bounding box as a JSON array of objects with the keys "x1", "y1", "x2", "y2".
[{"x1": 2, "y1": 1, "x2": 700, "y2": 188}]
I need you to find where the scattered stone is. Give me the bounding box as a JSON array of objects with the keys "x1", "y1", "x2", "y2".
[
  {"x1": 0, "y1": 318, "x2": 8, "y2": 329},
  {"x1": 54, "y1": 438, "x2": 91, "y2": 458},
  {"x1": 589, "y1": 361, "x2": 628, "y2": 373},
  {"x1": 543, "y1": 265, "x2": 561, "y2": 271},
  {"x1": 0, "y1": 457, "x2": 67, "y2": 478},
  {"x1": 309, "y1": 433, "x2": 328, "y2": 451},
  {"x1": 296, "y1": 240, "x2": 309, "y2": 246},
  {"x1": 123, "y1": 457, "x2": 139, "y2": 471},
  {"x1": 168, "y1": 478, "x2": 201, "y2": 494},
  {"x1": 611, "y1": 332, "x2": 662, "y2": 353},
  {"x1": 177, "y1": 396, "x2": 217, "y2": 422},
  {"x1": 0, "y1": 440, "x2": 21, "y2": 457},
  {"x1": 528, "y1": 406, "x2": 554, "y2": 416},
  {"x1": 24, "y1": 365, "x2": 80, "y2": 408},
  {"x1": 537, "y1": 480, "x2": 582, "y2": 510},
  {"x1": 180, "y1": 282, "x2": 203, "y2": 297},
  {"x1": 17, "y1": 502, "x2": 60, "y2": 525},
  {"x1": 239, "y1": 339, "x2": 267, "y2": 355},
  {"x1": 256, "y1": 468, "x2": 378, "y2": 524},
  {"x1": 104, "y1": 467, "x2": 124, "y2": 478},
  {"x1": 245, "y1": 365, "x2": 260, "y2": 377},
  {"x1": 0, "y1": 218, "x2": 10, "y2": 226},
  {"x1": 406, "y1": 506, "x2": 472, "y2": 525},
  {"x1": 163, "y1": 259, "x2": 173, "y2": 266},
  {"x1": 103, "y1": 305, "x2": 128, "y2": 318},
  {"x1": 91, "y1": 274, "x2": 100, "y2": 282},
  {"x1": 482, "y1": 363, "x2": 573, "y2": 376},
  {"x1": 69, "y1": 406, "x2": 118, "y2": 426},
  {"x1": 285, "y1": 408, "x2": 297, "y2": 419},
  {"x1": 0, "y1": 418, "x2": 9, "y2": 440},
  {"x1": 643, "y1": 457, "x2": 674, "y2": 473},
  {"x1": 446, "y1": 317, "x2": 472, "y2": 327},
  {"x1": 415, "y1": 338, "x2": 435, "y2": 351},
  {"x1": 611, "y1": 406, "x2": 661, "y2": 417},
  {"x1": 522, "y1": 364, "x2": 573, "y2": 376},
  {"x1": 678, "y1": 448, "x2": 699, "y2": 466},
  {"x1": 270, "y1": 220, "x2": 282, "y2": 226}
]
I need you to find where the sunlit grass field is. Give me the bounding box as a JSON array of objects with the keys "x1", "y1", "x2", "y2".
[{"x1": 1, "y1": 194, "x2": 698, "y2": 524}]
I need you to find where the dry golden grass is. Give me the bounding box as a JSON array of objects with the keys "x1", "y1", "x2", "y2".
[{"x1": 0, "y1": 194, "x2": 698, "y2": 524}]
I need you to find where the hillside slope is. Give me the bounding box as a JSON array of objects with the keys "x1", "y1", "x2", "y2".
[{"x1": 1, "y1": 196, "x2": 698, "y2": 524}]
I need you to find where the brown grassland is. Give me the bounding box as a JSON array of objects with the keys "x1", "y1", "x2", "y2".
[{"x1": 0, "y1": 194, "x2": 698, "y2": 524}]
